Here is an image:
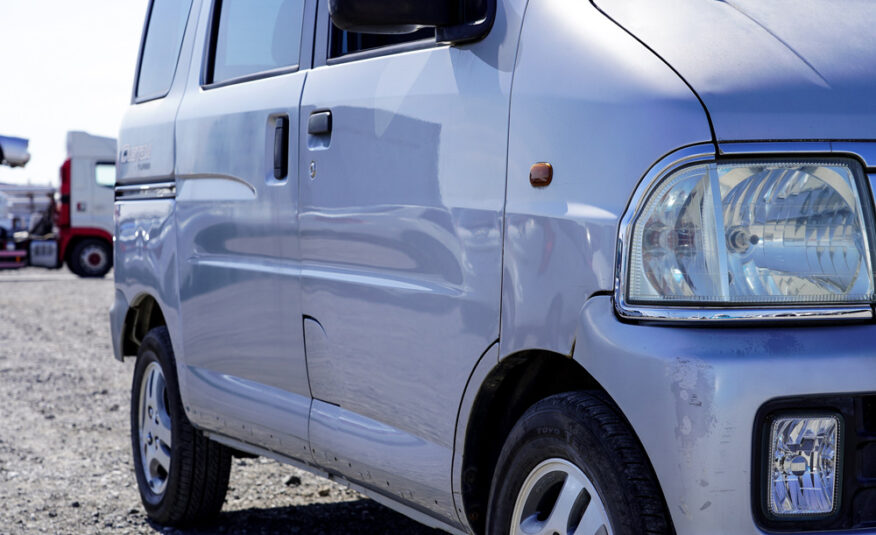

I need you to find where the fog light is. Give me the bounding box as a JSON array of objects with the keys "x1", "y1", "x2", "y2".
[{"x1": 768, "y1": 415, "x2": 841, "y2": 516}]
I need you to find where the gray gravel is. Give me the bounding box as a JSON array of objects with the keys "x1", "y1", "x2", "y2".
[{"x1": 0, "y1": 268, "x2": 444, "y2": 534}]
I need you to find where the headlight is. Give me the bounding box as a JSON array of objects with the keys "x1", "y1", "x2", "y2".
[{"x1": 625, "y1": 160, "x2": 874, "y2": 306}]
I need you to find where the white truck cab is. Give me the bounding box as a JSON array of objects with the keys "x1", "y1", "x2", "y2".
[{"x1": 54, "y1": 131, "x2": 116, "y2": 276}]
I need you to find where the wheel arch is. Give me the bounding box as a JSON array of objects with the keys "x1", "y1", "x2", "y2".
[
  {"x1": 120, "y1": 293, "x2": 169, "y2": 359},
  {"x1": 459, "y1": 349, "x2": 597, "y2": 533},
  {"x1": 458, "y1": 348, "x2": 666, "y2": 535}
]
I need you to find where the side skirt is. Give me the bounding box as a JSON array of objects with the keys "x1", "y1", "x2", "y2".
[{"x1": 203, "y1": 431, "x2": 470, "y2": 535}]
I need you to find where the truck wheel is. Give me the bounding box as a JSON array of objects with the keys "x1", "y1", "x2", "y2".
[
  {"x1": 486, "y1": 392, "x2": 672, "y2": 535},
  {"x1": 131, "y1": 327, "x2": 231, "y2": 526},
  {"x1": 69, "y1": 238, "x2": 112, "y2": 277}
]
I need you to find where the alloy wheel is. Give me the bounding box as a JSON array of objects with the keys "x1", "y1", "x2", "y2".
[
  {"x1": 512, "y1": 458, "x2": 613, "y2": 535},
  {"x1": 138, "y1": 361, "x2": 172, "y2": 496}
]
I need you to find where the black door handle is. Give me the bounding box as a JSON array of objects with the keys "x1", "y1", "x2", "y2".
[
  {"x1": 308, "y1": 111, "x2": 332, "y2": 136},
  {"x1": 273, "y1": 115, "x2": 289, "y2": 179}
]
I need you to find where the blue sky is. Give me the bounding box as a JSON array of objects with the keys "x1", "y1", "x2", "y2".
[{"x1": 0, "y1": 0, "x2": 147, "y2": 185}]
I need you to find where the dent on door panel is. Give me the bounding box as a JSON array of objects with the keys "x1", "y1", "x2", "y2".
[
  {"x1": 175, "y1": 176, "x2": 256, "y2": 202},
  {"x1": 299, "y1": 0, "x2": 528, "y2": 526}
]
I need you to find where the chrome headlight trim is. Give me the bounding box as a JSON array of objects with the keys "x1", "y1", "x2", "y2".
[{"x1": 615, "y1": 143, "x2": 876, "y2": 322}]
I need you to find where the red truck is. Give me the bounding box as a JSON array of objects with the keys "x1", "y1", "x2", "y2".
[{"x1": 0, "y1": 131, "x2": 115, "y2": 277}]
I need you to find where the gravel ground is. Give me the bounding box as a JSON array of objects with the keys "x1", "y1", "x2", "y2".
[{"x1": 0, "y1": 268, "x2": 444, "y2": 535}]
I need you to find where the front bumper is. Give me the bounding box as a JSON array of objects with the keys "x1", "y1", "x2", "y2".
[
  {"x1": 0, "y1": 249, "x2": 27, "y2": 268},
  {"x1": 575, "y1": 295, "x2": 876, "y2": 534}
]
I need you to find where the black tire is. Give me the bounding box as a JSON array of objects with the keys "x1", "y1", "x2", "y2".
[
  {"x1": 66, "y1": 252, "x2": 83, "y2": 277},
  {"x1": 68, "y1": 238, "x2": 112, "y2": 278},
  {"x1": 131, "y1": 327, "x2": 231, "y2": 527},
  {"x1": 486, "y1": 391, "x2": 672, "y2": 535}
]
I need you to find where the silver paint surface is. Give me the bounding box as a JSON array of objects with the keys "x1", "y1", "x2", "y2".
[
  {"x1": 500, "y1": 0, "x2": 711, "y2": 359},
  {"x1": 111, "y1": 0, "x2": 876, "y2": 533},
  {"x1": 170, "y1": 0, "x2": 317, "y2": 459},
  {"x1": 297, "y1": 0, "x2": 525, "y2": 525},
  {"x1": 574, "y1": 295, "x2": 876, "y2": 534},
  {"x1": 116, "y1": 0, "x2": 198, "y2": 186},
  {"x1": 596, "y1": 0, "x2": 876, "y2": 140}
]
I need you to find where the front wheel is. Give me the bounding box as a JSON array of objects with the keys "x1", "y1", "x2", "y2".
[
  {"x1": 486, "y1": 391, "x2": 673, "y2": 535},
  {"x1": 131, "y1": 327, "x2": 231, "y2": 526}
]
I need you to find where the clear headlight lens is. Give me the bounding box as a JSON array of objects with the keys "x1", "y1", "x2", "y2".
[
  {"x1": 628, "y1": 161, "x2": 874, "y2": 304},
  {"x1": 768, "y1": 415, "x2": 841, "y2": 516}
]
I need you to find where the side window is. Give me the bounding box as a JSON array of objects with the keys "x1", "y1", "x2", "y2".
[
  {"x1": 329, "y1": 25, "x2": 435, "y2": 59},
  {"x1": 207, "y1": 0, "x2": 305, "y2": 85},
  {"x1": 136, "y1": 0, "x2": 193, "y2": 100},
  {"x1": 95, "y1": 163, "x2": 116, "y2": 188}
]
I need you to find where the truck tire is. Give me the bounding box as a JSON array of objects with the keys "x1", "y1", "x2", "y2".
[
  {"x1": 131, "y1": 327, "x2": 231, "y2": 526},
  {"x1": 69, "y1": 238, "x2": 112, "y2": 278},
  {"x1": 486, "y1": 391, "x2": 672, "y2": 535}
]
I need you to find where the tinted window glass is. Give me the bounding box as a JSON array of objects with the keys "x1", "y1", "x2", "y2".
[
  {"x1": 136, "y1": 0, "x2": 193, "y2": 100},
  {"x1": 329, "y1": 25, "x2": 435, "y2": 59},
  {"x1": 95, "y1": 163, "x2": 116, "y2": 188},
  {"x1": 210, "y1": 0, "x2": 304, "y2": 84}
]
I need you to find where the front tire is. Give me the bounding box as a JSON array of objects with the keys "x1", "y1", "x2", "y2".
[
  {"x1": 131, "y1": 327, "x2": 231, "y2": 526},
  {"x1": 486, "y1": 391, "x2": 672, "y2": 535}
]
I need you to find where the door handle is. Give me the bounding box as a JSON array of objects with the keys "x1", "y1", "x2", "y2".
[
  {"x1": 273, "y1": 115, "x2": 289, "y2": 179},
  {"x1": 308, "y1": 111, "x2": 332, "y2": 136}
]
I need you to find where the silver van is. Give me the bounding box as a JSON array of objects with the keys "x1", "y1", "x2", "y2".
[{"x1": 111, "y1": 1, "x2": 876, "y2": 533}]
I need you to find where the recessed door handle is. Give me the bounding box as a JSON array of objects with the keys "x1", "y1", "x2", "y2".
[
  {"x1": 308, "y1": 111, "x2": 332, "y2": 136},
  {"x1": 274, "y1": 115, "x2": 289, "y2": 180}
]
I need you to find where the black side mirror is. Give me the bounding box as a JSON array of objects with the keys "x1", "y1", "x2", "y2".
[{"x1": 328, "y1": 0, "x2": 459, "y2": 34}]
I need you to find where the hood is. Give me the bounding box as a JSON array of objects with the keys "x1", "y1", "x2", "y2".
[{"x1": 594, "y1": 0, "x2": 876, "y2": 141}]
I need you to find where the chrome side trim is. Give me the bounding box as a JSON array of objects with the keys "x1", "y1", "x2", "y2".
[
  {"x1": 833, "y1": 142, "x2": 876, "y2": 170},
  {"x1": 617, "y1": 305, "x2": 873, "y2": 323},
  {"x1": 718, "y1": 141, "x2": 832, "y2": 157},
  {"x1": 615, "y1": 142, "x2": 876, "y2": 323},
  {"x1": 115, "y1": 181, "x2": 176, "y2": 200},
  {"x1": 719, "y1": 141, "x2": 876, "y2": 169}
]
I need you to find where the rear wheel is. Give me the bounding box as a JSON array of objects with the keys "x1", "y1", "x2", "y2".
[
  {"x1": 69, "y1": 238, "x2": 111, "y2": 277},
  {"x1": 131, "y1": 327, "x2": 231, "y2": 526},
  {"x1": 486, "y1": 391, "x2": 672, "y2": 535}
]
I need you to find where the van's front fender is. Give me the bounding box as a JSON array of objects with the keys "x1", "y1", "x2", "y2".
[{"x1": 500, "y1": 0, "x2": 712, "y2": 360}]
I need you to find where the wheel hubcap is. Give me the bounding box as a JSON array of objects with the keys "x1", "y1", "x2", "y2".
[
  {"x1": 512, "y1": 459, "x2": 613, "y2": 535},
  {"x1": 81, "y1": 245, "x2": 107, "y2": 271},
  {"x1": 138, "y1": 361, "x2": 172, "y2": 495}
]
